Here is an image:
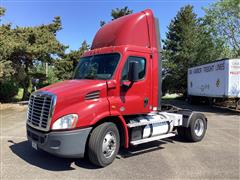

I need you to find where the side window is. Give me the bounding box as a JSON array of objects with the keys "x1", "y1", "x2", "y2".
[{"x1": 121, "y1": 56, "x2": 146, "y2": 81}]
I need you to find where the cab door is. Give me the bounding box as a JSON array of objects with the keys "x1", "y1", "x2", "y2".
[{"x1": 119, "y1": 53, "x2": 152, "y2": 115}]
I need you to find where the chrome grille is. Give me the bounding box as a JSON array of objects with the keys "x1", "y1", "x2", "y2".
[{"x1": 27, "y1": 92, "x2": 56, "y2": 131}]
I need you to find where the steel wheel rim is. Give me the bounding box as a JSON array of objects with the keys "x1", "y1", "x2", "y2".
[
  {"x1": 102, "y1": 131, "x2": 117, "y2": 158},
  {"x1": 194, "y1": 119, "x2": 204, "y2": 137}
]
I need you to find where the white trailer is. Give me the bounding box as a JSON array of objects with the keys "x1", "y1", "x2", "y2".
[{"x1": 188, "y1": 58, "x2": 240, "y2": 108}]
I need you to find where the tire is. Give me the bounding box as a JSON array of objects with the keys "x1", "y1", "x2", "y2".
[
  {"x1": 88, "y1": 122, "x2": 120, "y2": 167},
  {"x1": 177, "y1": 114, "x2": 207, "y2": 142}
]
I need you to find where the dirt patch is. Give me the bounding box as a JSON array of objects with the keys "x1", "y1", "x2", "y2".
[{"x1": 0, "y1": 103, "x2": 27, "y2": 111}]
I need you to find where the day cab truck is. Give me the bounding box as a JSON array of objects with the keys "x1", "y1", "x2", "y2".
[
  {"x1": 26, "y1": 9, "x2": 207, "y2": 167},
  {"x1": 188, "y1": 58, "x2": 240, "y2": 110}
]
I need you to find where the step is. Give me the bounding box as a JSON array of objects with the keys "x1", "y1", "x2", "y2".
[
  {"x1": 127, "y1": 119, "x2": 168, "y2": 128},
  {"x1": 130, "y1": 133, "x2": 176, "y2": 146}
]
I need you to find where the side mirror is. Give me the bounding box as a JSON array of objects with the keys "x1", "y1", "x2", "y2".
[{"x1": 128, "y1": 61, "x2": 139, "y2": 82}]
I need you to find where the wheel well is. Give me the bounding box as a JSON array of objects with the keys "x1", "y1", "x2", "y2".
[{"x1": 91, "y1": 116, "x2": 126, "y2": 148}]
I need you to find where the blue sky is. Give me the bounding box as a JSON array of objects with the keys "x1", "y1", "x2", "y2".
[{"x1": 1, "y1": 0, "x2": 215, "y2": 50}]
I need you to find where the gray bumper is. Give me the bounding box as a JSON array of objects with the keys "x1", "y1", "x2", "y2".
[{"x1": 27, "y1": 126, "x2": 92, "y2": 158}]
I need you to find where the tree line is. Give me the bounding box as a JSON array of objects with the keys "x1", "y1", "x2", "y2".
[
  {"x1": 162, "y1": 0, "x2": 239, "y2": 95},
  {"x1": 0, "y1": 0, "x2": 239, "y2": 102}
]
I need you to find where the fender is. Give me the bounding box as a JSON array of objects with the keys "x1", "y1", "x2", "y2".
[
  {"x1": 90, "y1": 110, "x2": 129, "y2": 148},
  {"x1": 89, "y1": 111, "x2": 111, "y2": 126},
  {"x1": 111, "y1": 110, "x2": 129, "y2": 148},
  {"x1": 117, "y1": 115, "x2": 129, "y2": 148},
  {"x1": 177, "y1": 110, "x2": 207, "y2": 128},
  {"x1": 187, "y1": 112, "x2": 207, "y2": 128}
]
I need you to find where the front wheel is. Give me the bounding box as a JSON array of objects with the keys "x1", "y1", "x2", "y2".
[
  {"x1": 88, "y1": 122, "x2": 120, "y2": 167},
  {"x1": 177, "y1": 113, "x2": 207, "y2": 142}
]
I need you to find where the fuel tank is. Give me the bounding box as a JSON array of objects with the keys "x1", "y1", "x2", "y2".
[{"x1": 128, "y1": 113, "x2": 182, "y2": 141}]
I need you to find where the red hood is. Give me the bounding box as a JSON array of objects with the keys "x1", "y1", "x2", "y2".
[
  {"x1": 39, "y1": 80, "x2": 107, "y2": 103},
  {"x1": 38, "y1": 80, "x2": 109, "y2": 125}
]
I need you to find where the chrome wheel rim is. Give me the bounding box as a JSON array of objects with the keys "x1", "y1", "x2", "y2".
[
  {"x1": 102, "y1": 131, "x2": 117, "y2": 158},
  {"x1": 194, "y1": 119, "x2": 204, "y2": 137}
]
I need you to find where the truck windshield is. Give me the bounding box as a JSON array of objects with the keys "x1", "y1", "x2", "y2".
[{"x1": 73, "y1": 53, "x2": 120, "y2": 80}]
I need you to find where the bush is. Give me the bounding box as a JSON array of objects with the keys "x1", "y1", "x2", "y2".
[{"x1": 0, "y1": 80, "x2": 19, "y2": 102}]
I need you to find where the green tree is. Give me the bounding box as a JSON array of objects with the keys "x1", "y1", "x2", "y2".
[
  {"x1": 0, "y1": 26, "x2": 15, "y2": 79},
  {"x1": 100, "y1": 6, "x2": 133, "y2": 26},
  {"x1": 54, "y1": 41, "x2": 89, "y2": 80},
  {"x1": 162, "y1": 5, "x2": 226, "y2": 95},
  {"x1": 204, "y1": 0, "x2": 240, "y2": 57},
  {"x1": 0, "y1": 7, "x2": 19, "y2": 101},
  {"x1": 32, "y1": 63, "x2": 59, "y2": 87},
  {"x1": 194, "y1": 20, "x2": 231, "y2": 65},
  {"x1": 163, "y1": 5, "x2": 199, "y2": 94},
  {"x1": 111, "y1": 6, "x2": 133, "y2": 20},
  {"x1": 0, "y1": 6, "x2": 5, "y2": 21},
  {"x1": 0, "y1": 7, "x2": 66, "y2": 100},
  {"x1": 0, "y1": 7, "x2": 14, "y2": 79}
]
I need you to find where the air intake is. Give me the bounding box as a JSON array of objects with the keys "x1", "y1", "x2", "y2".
[{"x1": 85, "y1": 90, "x2": 100, "y2": 100}]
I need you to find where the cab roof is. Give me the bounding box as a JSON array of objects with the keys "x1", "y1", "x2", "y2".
[{"x1": 91, "y1": 9, "x2": 159, "y2": 51}]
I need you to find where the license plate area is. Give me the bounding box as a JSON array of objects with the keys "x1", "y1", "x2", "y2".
[{"x1": 32, "y1": 141, "x2": 38, "y2": 150}]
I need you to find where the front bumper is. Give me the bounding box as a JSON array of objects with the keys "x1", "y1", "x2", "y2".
[{"x1": 27, "y1": 125, "x2": 92, "y2": 158}]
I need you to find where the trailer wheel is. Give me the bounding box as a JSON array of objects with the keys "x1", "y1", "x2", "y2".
[
  {"x1": 177, "y1": 114, "x2": 207, "y2": 142},
  {"x1": 88, "y1": 122, "x2": 120, "y2": 167}
]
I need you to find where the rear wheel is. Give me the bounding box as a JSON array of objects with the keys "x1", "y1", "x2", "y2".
[
  {"x1": 88, "y1": 122, "x2": 120, "y2": 167},
  {"x1": 177, "y1": 113, "x2": 207, "y2": 142}
]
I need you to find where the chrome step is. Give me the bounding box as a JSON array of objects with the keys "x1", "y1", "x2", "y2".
[
  {"x1": 127, "y1": 119, "x2": 168, "y2": 128},
  {"x1": 130, "y1": 133, "x2": 176, "y2": 146}
]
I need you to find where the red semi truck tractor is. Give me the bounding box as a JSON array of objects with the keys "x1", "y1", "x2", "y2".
[{"x1": 26, "y1": 9, "x2": 207, "y2": 167}]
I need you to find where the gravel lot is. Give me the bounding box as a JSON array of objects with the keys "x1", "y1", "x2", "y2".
[{"x1": 0, "y1": 100, "x2": 239, "y2": 179}]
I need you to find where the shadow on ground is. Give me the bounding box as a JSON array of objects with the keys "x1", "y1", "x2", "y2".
[
  {"x1": 8, "y1": 139, "x2": 171, "y2": 171},
  {"x1": 8, "y1": 140, "x2": 97, "y2": 171},
  {"x1": 119, "y1": 140, "x2": 166, "y2": 158}
]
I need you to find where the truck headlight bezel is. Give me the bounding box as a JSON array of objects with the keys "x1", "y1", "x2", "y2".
[{"x1": 52, "y1": 114, "x2": 78, "y2": 130}]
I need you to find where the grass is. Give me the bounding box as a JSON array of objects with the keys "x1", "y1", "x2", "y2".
[
  {"x1": 162, "y1": 93, "x2": 184, "y2": 100},
  {"x1": 14, "y1": 88, "x2": 23, "y2": 101}
]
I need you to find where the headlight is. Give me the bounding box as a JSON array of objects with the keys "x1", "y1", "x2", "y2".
[{"x1": 52, "y1": 114, "x2": 78, "y2": 130}]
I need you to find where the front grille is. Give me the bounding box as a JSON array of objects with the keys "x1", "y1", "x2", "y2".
[{"x1": 27, "y1": 92, "x2": 56, "y2": 131}]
